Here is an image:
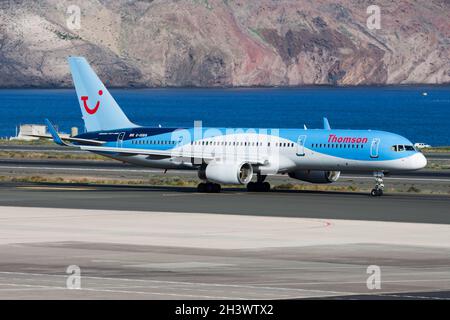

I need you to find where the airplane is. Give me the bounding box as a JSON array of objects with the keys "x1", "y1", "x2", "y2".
[{"x1": 35, "y1": 57, "x2": 427, "y2": 196}]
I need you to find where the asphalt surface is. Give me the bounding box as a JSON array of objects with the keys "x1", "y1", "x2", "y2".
[
  {"x1": 0, "y1": 150, "x2": 449, "y2": 300},
  {"x1": 0, "y1": 182, "x2": 449, "y2": 224},
  {"x1": 0, "y1": 206, "x2": 449, "y2": 300}
]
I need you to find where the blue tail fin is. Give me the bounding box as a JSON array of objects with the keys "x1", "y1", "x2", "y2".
[
  {"x1": 68, "y1": 57, "x2": 137, "y2": 132},
  {"x1": 45, "y1": 119, "x2": 66, "y2": 146},
  {"x1": 323, "y1": 117, "x2": 331, "y2": 130}
]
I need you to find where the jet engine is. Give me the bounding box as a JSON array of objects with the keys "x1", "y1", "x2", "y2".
[
  {"x1": 198, "y1": 161, "x2": 253, "y2": 184},
  {"x1": 288, "y1": 170, "x2": 340, "y2": 184}
]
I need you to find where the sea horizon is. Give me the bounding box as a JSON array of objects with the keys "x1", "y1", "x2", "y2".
[{"x1": 1, "y1": 85, "x2": 449, "y2": 146}]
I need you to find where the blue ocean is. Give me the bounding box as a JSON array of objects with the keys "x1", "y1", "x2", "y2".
[{"x1": 0, "y1": 86, "x2": 449, "y2": 146}]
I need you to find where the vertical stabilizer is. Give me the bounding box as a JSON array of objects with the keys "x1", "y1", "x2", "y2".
[{"x1": 68, "y1": 57, "x2": 138, "y2": 132}]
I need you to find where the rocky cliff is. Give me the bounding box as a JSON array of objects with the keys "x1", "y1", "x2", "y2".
[{"x1": 0, "y1": 0, "x2": 449, "y2": 87}]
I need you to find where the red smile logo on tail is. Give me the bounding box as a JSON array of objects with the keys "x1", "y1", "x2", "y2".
[{"x1": 81, "y1": 90, "x2": 103, "y2": 115}]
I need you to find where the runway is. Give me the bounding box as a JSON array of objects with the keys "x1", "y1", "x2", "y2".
[
  {"x1": 0, "y1": 204, "x2": 449, "y2": 299},
  {"x1": 0, "y1": 154, "x2": 449, "y2": 299},
  {"x1": 0, "y1": 182, "x2": 449, "y2": 224}
]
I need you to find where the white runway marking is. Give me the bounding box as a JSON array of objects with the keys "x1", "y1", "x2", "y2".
[
  {"x1": 0, "y1": 282, "x2": 242, "y2": 299},
  {"x1": 1, "y1": 272, "x2": 448, "y2": 299},
  {"x1": 0, "y1": 272, "x2": 361, "y2": 299}
]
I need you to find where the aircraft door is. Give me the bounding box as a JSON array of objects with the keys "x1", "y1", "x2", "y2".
[
  {"x1": 296, "y1": 135, "x2": 306, "y2": 156},
  {"x1": 117, "y1": 132, "x2": 126, "y2": 148},
  {"x1": 370, "y1": 138, "x2": 380, "y2": 158}
]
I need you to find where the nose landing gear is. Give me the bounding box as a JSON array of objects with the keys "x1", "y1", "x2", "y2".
[{"x1": 371, "y1": 172, "x2": 384, "y2": 197}]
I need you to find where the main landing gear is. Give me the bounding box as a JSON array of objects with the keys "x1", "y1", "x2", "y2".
[
  {"x1": 247, "y1": 174, "x2": 271, "y2": 192},
  {"x1": 197, "y1": 182, "x2": 221, "y2": 193},
  {"x1": 371, "y1": 171, "x2": 384, "y2": 197}
]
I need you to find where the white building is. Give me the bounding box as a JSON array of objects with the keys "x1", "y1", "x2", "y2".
[{"x1": 11, "y1": 124, "x2": 47, "y2": 141}]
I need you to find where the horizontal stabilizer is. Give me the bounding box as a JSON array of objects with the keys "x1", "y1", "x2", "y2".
[
  {"x1": 45, "y1": 119, "x2": 67, "y2": 146},
  {"x1": 26, "y1": 119, "x2": 105, "y2": 146}
]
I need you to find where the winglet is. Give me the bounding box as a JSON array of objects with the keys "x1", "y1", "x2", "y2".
[
  {"x1": 323, "y1": 117, "x2": 331, "y2": 130},
  {"x1": 45, "y1": 119, "x2": 68, "y2": 146}
]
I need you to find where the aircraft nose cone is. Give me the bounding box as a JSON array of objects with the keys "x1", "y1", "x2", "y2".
[
  {"x1": 417, "y1": 152, "x2": 427, "y2": 169},
  {"x1": 409, "y1": 152, "x2": 427, "y2": 170}
]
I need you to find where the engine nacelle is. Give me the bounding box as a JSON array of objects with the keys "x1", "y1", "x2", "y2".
[
  {"x1": 198, "y1": 161, "x2": 253, "y2": 185},
  {"x1": 288, "y1": 170, "x2": 340, "y2": 184}
]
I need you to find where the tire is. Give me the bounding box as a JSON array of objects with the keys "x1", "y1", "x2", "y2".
[
  {"x1": 205, "y1": 183, "x2": 214, "y2": 193},
  {"x1": 247, "y1": 182, "x2": 255, "y2": 192},
  {"x1": 262, "y1": 182, "x2": 271, "y2": 192},
  {"x1": 213, "y1": 183, "x2": 221, "y2": 193},
  {"x1": 377, "y1": 189, "x2": 383, "y2": 196},
  {"x1": 197, "y1": 183, "x2": 206, "y2": 192},
  {"x1": 370, "y1": 189, "x2": 378, "y2": 197}
]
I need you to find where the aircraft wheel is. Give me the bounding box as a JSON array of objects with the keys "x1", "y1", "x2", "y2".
[
  {"x1": 212, "y1": 183, "x2": 221, "y2": 193},
  {"x1": 262, "y1": 182, "x2": 271, "y2": 192},
  {"x1": 197, "y1": 183, "x2": 206, "y2": 192},
  {"x1": 371, "y1": 189, "x2": 383, "y2": 197},
  {"x1": 206, "y1": 183, "x2": 216, "y2": 193},
  {"x1": 247, "y1": 182, "x2": 255, "y2": 192}
]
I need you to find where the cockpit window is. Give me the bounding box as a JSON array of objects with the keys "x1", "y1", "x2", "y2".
[{"x1": 391, "y1": 145, "x2": 415, "y2": 152}]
